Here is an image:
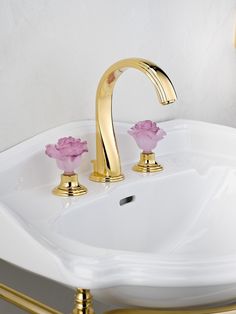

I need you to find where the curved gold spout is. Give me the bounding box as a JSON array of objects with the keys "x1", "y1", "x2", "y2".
[{"x1": 90, "y1": 58, "x2": 177, "y2": 183}]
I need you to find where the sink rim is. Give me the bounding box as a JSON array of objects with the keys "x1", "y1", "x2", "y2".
[{"x1": 1, "y1": 119, "x2": 236, "y2": 291}]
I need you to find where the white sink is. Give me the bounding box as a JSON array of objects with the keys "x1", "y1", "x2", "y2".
[{"x1": 1, "y1": 119, "x2": 236, "y2": 308}]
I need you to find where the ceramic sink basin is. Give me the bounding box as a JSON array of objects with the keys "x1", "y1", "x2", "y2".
[{"x1": 1, "y1": 119, "x2": 236, "y2": 308}]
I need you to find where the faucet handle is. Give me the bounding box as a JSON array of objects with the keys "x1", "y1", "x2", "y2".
[
  {"x1": 45, "y1": 136, "x2": 88, "y2": 197},
  {"x1": 128, "y1": 120, "x2": 166, "y2": 173}
]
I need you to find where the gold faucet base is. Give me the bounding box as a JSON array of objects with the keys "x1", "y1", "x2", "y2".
[
  {"x1": 133, "y1": 152, "x2": 163, "y2": 173},
  {"x1": 53, "y1": 174, "x2": 87, "y2": 197},
  {"x1": 89, "y1": 172, "x2": 124, "y2": 183}
]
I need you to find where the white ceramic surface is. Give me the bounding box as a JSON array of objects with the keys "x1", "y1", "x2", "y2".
[{"x1": 1, "y1": 119, "x2": 236, "y2": 308}]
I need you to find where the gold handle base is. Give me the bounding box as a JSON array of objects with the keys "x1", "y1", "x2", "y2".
[
  {"x1": 53, "y1": 174, "x2": 88, "y2": 197},
  {"x1": 132, "y1": 152, "x2": 163, "y2": 173}
]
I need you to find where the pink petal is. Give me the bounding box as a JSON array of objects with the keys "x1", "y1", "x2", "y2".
[
  {"x1": 45, "y1": 144, "x2": 64, "y2": 160},
  {"x1": 128, "y1": 120, "x2": 166, "y2": 152}
]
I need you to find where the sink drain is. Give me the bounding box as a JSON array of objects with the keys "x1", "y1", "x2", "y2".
[{"x1": 119, "y1": 195, "x2": 135, "y2": 206}]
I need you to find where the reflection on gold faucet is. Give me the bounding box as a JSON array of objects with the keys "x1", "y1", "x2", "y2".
[{"x1": 89, "y1": 58, "x2": 177, "y2": 183}]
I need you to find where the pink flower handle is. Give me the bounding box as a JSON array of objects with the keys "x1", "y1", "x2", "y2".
[
  {"x1": 45, "y1": 136, "x2": 88, "y2": 175},
  {"x1": 128, "y1": 120, "x2": 166, "y2": 153}
]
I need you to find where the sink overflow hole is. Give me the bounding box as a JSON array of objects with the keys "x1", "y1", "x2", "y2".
[{"x1": 119, "y1": 195, "x2": 135, "y2": 206}]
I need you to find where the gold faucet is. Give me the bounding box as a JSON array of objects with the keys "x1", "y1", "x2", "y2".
[{"x1": 89, "y1": 58, "x2": 177, "y2": 183}]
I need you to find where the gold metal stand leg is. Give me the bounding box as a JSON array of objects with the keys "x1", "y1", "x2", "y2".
[
  {"x1": 72, "y1": 289, "x2": 94, "y2": 314},
  {"x1": 105, "y1": 305, "x2": 236, "y2": 314},
  {"x1": 0, "y1": 283, "x2": 62, "y2": 314}
]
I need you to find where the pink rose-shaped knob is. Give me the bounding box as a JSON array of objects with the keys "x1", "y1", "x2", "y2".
[
  {"x1": 45, "y1": 136, "x2": 88, "y2": 174},
  {"x1": 128, "y1": 120, "x2": 166, "y2": 153}
]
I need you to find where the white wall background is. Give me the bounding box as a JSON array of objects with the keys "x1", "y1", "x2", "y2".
[
  {"x1": 0, "y1": 0, "x2": 235, "y2": 312},
  {"x1": 0, "y1": 0, "x2": 235, "y2": 152}
]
